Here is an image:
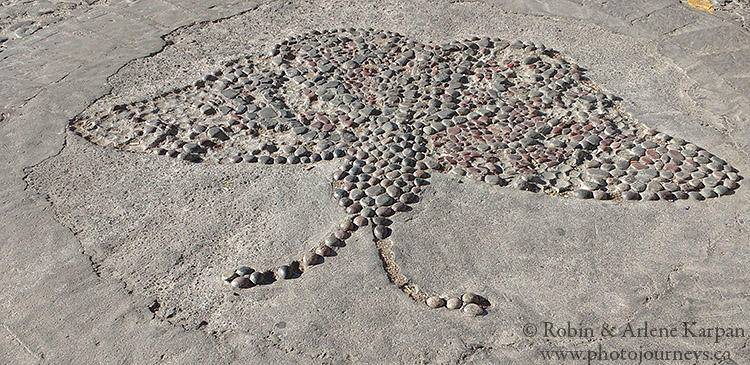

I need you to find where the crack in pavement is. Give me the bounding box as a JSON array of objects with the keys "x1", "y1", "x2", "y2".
[
  {"x1": 629, "y1": 2, "x2": 681, "y2": 26},
  {"x1": 71, "y1": 1, "x2": 269, "y2": 123},
  {"x1": 2, "y1": 323, "x2": 44, "y2": 361},
  {"x1": 21, "y1": 133, "x2": 103, "y2": 280},
  {"x1": 19, "y1": 66, "x2": 77, "y2": 109}
]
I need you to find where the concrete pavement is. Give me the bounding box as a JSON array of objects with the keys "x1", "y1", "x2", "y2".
[{"x1": 1, "y1": 0, "x2": 748, "y2": 363}]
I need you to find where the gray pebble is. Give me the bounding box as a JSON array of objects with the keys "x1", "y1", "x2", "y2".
[
  {"x1": 303, "y1": 252, "x2": 321, "y2": 266},
  {"x1": 484, "y1": 175, "x2": 501, "y2": 185},
  {"x1": 222, "y1": 270, "x2": 238, "y2": 282},
  {"x1": 714, "y1": 185, "x2": 729, "y2": 196},
  {"x1": 325, "y1": 235, "x2": 342, "y2": 247},
  {"x1": 622, "y1": 191, "x2": 640, "y2": 200},
  {"x1": 366, "y1": 185, "x2": 385, "y2": 197},
  {"x1": 657, "y1": 191, "x2": 674, "y2": 201},
  {"x1": 340, "y1": 220, "x2": 355, "y2": 231},
  {"x1": 426, "y1": 296, "x2": 445, "y2": 308},
  {"x1": 463, "y1": 303, "x2": 483, "y2": 316},
  {"x1": 361, "y1": 207, "x2": 375, "y2": 217},
  {"x1": 462, "y1": 292, "x2": 479, "y2": 304},
  {"x1": 446, "y1": 298, "x2": 462, "y2": 309},
  {"x1": 259, "y1": 107, "x2": 277, "y2": 118},
  {"x1": 574, "y1": 189, "x2": 593, "y2": 199},
  {"x1": 647, "y1": 181, "x2": 663, "y2": 192},
  {"x1": 700, "y1": 189, "x2": 717, "y2": 199},
  {"x1": 375, "y1": 194, "x2": 395, "y2": 206},
  {"x1": 258, "y1": 156, "x2": 273, "y2": 164}
]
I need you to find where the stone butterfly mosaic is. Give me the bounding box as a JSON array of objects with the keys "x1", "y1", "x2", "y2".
[{"x1": 70, "y1": 28, "x2": 741, "y2": 316}]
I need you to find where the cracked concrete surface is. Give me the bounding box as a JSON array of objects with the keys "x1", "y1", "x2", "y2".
[{"x1": 2, "y1": 0, "x2": 749, "y2": 363}]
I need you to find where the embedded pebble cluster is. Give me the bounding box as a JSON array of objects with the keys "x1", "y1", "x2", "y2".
[{"x1": 69, "y1": 28, "x2": 741, "y2": 315}]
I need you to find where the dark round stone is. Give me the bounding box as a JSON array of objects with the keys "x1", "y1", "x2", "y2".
[
  {"x1": 249, "y1": 271, "x2": 264, "y2": 284},
  {"x1": 399, "y1": 192, "x2": 415, "y2": 203},
  {"x1": 277, "y1": 265, "x2": 291, "y2": 279},
  {"x1": 346, "y1": 203, "x2": 363, "y2": 214},
  {"x1": 375, "y1": 194, "x2": 395, "y2": 206},
  {"x1": 374, "y1": 224, "x2": 390, "y2": 239},
  {"x1": 353, "y1": 215, "x2": 368, "y2": 227},
  {"x1": 236, "y1": 266, "x2": 253, "y2": 276},
  {"x1": 258, "y1": 156, "x2": 273, "y2": 164},
  {"x1": 375, "y1": 206, "x2": 394, "y2": 217},
  {"x1": 231, "y1": 276, "x2": 252, "y2": 289},
  {"x1": 334, "y1": 229, "x2": 350, "y2": 240},
  {"x1": 392, "y1": 202, "x2": 408, "y2": 212}
]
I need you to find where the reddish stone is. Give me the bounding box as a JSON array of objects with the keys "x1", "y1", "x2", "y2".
[
  {"x1": 315, "y1": 245, "x2": 332, "y2": 257},
  {"x1": 668, "y1": 150, "x2": 684, "y2": 162},
  {"x1": 334, "y1": 230, "x2": 350, "y2": 240}
]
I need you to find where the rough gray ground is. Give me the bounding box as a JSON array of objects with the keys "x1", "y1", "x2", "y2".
[{"x1": 1, "y1": 0, "x2": 748, "y2": 364}]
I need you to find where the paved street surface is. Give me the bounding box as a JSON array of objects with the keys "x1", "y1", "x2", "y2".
[{"x1": 1, "y1": 0, "x2": 748, "y2": 363}]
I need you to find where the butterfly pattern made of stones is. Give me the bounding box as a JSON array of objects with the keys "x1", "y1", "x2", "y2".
[{"x1": 70, "y1": 28, "x2": 741, "y2": 316}]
